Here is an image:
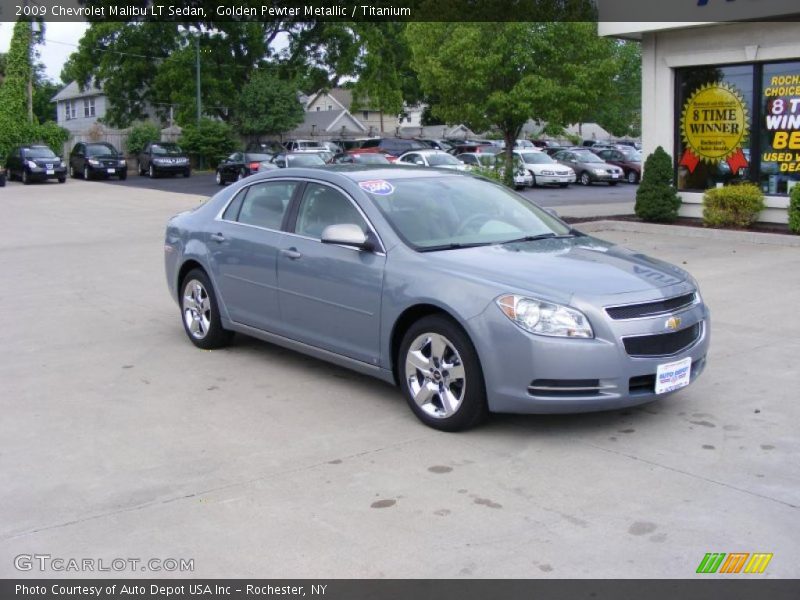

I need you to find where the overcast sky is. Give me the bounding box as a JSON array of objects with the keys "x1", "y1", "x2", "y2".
[{"x1": 0, "y1": 21, "x2": 89, "y2": 83}]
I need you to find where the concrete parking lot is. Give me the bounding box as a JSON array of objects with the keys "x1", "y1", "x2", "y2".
[{"x1": 0, "y1": 179, "x2": 797, "y2": 578}]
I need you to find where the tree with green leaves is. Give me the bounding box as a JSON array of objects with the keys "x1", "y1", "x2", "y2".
[
  {"x1": 589, "y1": 40, "x2": 642, "y2": 138},
  {"x1": 406, "y1": 22, "x2": 616, "y2": 184},
  {"x1": 61, "y1": 19, "x2": 361, "y2": 128},
  {"x1": 179, "y1": 118, "x2": 238, "y2": 167},
  {"x1": 0, "y1": 20, "x2": 36, "y2": 160},
  {"x1": 233, "y1": 70, "x2": 304, "y2": 138}
]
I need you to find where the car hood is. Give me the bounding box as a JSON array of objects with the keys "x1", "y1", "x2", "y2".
[
  {"x1": 423, "y1": 235, "x2": 688, "y2": 299},
  {"x1": 526, "y1": 163, "x2": 574, "y2": 174}
]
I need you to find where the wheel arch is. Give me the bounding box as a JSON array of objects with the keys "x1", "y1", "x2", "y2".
[
  {"x1": 177, "y1": 258, "x2": 206, "y2": 297},
  {"x1": 389, "y1": 303, "x2": 472, "y2": 386}
]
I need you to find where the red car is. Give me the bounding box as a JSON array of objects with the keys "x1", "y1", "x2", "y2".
[
  {"x1": 592, "y1": 147, "x2": 642, "y2": 184},
  {"x1": 348, "y1": 138, "x2": 429, "y2": 162}
]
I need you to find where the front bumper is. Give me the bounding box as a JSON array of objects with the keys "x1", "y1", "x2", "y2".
[
  {"x1": 535, "y1": 173, "x2": 576, "y2": 185},
  {"x1": 28, "y1": 166, "x2": 66, "y2": 180},
  {"x1": 152, "y1": 162, "x2": 190, "y2": 173},
  {"x1": 470, "y1": 290, "x2": 710, "y2": 414},
  {"x1": 591, "y1": 171, "x2": 622, "y2": 183},
  {"x1": 514, "y1": 173, "x2": 534, "y2": 186},
  {"x1": 88, "y1": 164, "x2": 126, "y2": 176}
]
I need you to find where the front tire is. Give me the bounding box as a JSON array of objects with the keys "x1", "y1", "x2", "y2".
[
  {"x1": 69, "y1": 165, "x2": 77, "y2": 179},
  {"x1": 83, "y1": 165, "x2": 91, "y2": 180},
  {"x1": 119, "y1": 170, "x2": 127, "y2": 180},
  {"x1": 579, "y1": 172, "x2": 591, "y2": 186},
  {"x1": 180, "y1": 269, "x2": 233, "y2": 350},
  {"x1": 22, "y1": 169, "x2": 30, "y2": 185},
  {"x1": 215, "y1": 170, "x2": 225, "y2": 186},
  {"x1": 58, "y1": 175, "x2": 66, "y2": 183},
  {"x1": 183, "y1": 169, "x2": 191, "y2": 178},
  {"x1": 608, "y1": 181, "x2": 618, "y2": 186},
  {"x1": 149, "y1": 164, "x2": 157, "y2": 178},
  {"x1": 399, "y1": 315, "x2": 487, "y2": 432}
]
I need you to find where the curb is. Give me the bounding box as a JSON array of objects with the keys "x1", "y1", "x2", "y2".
[{"x1": 575, "y1": 219, "x2": 800, "y2": 247}]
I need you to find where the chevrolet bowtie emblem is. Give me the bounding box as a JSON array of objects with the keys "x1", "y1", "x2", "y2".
[{"x1": 665, "y1": 316, "x2": 682, "y2": 331}]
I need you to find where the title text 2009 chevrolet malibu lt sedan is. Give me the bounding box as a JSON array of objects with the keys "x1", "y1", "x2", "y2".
[{"x1": 165, "y1": 167, "x2": 709, "y2": 431}]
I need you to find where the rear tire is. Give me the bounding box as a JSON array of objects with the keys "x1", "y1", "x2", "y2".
[
  {"x1": 180, "y1": 269, "x2": 233, "y2": 350},
  {"x1": 627, "y1": 170, "x2": 639, "y2": 184},
  {"x1": 399, "y1": 315, "x2": 487, "y2": 432}
]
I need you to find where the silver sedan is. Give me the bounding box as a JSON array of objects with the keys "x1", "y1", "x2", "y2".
[{"x1": 165, "y1": 167, "x2": 709, "y2": 431}]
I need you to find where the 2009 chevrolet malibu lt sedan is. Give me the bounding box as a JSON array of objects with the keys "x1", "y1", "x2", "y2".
[{"x1": 164, "y1": 166, "x2": 709, "y2": 431}]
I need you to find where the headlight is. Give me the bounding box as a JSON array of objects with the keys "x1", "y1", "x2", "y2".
[
  {"x1": 496, "y1": 294, "x2": 593, "y2": 338},
  {"x1": 88, "y1": 159, "x2": 100, "y2": 166},
  {"x1": 26, "y1": 160, "x2": 37, "y2": 169}
]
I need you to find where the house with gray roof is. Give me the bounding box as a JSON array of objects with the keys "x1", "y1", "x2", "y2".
[{"x1": 50, "y1": 80, "x2": 108, "y2": 134}]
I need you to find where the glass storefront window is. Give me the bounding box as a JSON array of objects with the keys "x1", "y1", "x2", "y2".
[
  {"x1": 760, "y1": 61, "x2": 800, "y2": 195},
  {"x1": 676, "y1": 65, "x2": 754, "y2": 191}
]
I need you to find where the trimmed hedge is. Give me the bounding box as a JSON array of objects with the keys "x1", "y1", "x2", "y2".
[
  {"x1": 702, "y1": 183, "x2": 765, "y2": 229},
  {"x1": 635, "y1": 146, "x2": 681, "y2": 223},
  {"x1": 789, "y1": 184, "x2": 800, "y2": 234}
]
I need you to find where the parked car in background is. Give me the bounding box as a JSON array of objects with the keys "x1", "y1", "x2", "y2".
[
  {"x1": 4, "y1": 144, "x2": 66, "y2": 184},
  {"x1": 284, "y1": 140, "x2": 327, "y2": 153},
  {"x1": 269, "y1": 153, "x2": 327, "y2": 169},
  {"x1": 165, "y1": 167, "x2": 709, "y2": 431},
  {"x1": 354, "y1": 138, "x2": 429, "y2": 162},
  {"x1": 416, "y1": 138, "x2": 454, "y2": 152},
  {"x1": 456, "y1": 152, "x2": 498, "y2": 169},
  {"x1": 246, "y1": 141, "x2": 284, "y2": 154},
  {"x1": 330, "y1": 152, "x2": 391, "y2": 165},
  {"x1": 397, "y1": 149, "x2": 469, "y2": 171},
  {"x1": 499, "y1": 150, "x2": 576, "y2": 187},
  {"x1": 69, "y1": 141, "x2": 127, "y2": 180},
  {"x1": 543, "y1": 146, "x2": 573, "y2": 157},
  {"x1": 138, "y1": 142, "x2": 191, "y2": 178},
  {"x1": 551, "y1": 149, "x2": 624, "y2": 186},
  {"x1": 216, "y1": 151, "x2": 275, "y2": 185},
  {"x1": 592, "y1": 146, "x2": 642, "y2": 183},
  {"x1": 514, "y1": 139, "x2": 536, "y2": 149},
  {"x1": 332, "y1": 138, "x2": 373, "y2": 151},
  {"x1": 449, "y1": 142, "x2": 503, "y2": 156}
]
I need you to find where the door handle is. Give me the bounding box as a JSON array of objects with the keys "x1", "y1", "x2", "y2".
[
  {"x1": 210, "y1": 232, "x2": 226, "y2": 243},
  {"x1": 281, "y1": 248, "x2": 302, "y2": 260}
]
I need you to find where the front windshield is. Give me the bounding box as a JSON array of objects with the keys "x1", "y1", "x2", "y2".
[
  {"x1": 573, "y1": 151, "x2": 604, "y2": 163},
  {"x1": 426, "y1": 153, "x2": 461, "y2": 166},
  {"x1": 366, "y1": 176, "x2": 570, "y2": 250},
  {"x1": 86, "y1": 143, "x2": 117, "y2": 157},
  {"x1": 518, "y1": 152, "x2": 555, "y2": 164},
  {"x1": 24, "y1": 147, "x2": 57, "y2": 158},
  {"x1": 152, "y1": 144, "x2": 183, "y2": 156},
  {"x1": 287, "y1": 154, "x2": 325, "y2": 166}
]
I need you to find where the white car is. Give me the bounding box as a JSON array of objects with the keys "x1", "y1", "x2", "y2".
[
  {"x1": 397, "y1": 149, "x2": 469, "y2": 171},
  {"x1": 283, "y1": 140, "x2": 327, "y2": 153},
  {"x1": 457, "y1": 152, "x2": 532, "y2": 189},
  {"x1": 507, "y1": 150, "x2": 576, "y2": 187}
]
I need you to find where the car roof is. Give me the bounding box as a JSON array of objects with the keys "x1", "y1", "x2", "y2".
[{"x1": 256, "y1": 165, "x2": 461, "y2": 183}]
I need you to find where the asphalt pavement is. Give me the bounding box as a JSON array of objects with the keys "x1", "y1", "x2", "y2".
[
  {"x1": 2, "y1": 178, "x2": 795, "y2": 578},
  {"x1": 92, "y1": 167, "x2": 638, "y2": 214}
]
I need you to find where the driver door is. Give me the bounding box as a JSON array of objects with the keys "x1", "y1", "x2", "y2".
[{"x1": 277, "y1": 182, "x2": 385, "y2": 364}]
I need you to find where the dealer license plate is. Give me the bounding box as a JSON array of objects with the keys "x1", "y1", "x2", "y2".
[
  {"x1": 107, "y1": 168, "x2": 116, "y2": 174},
  {"x1": 655, "y1": 356, "x2": 692, "y2": 394},
  {"x1": 45, "y1": 169, "x2": 54, "y2": 175}
]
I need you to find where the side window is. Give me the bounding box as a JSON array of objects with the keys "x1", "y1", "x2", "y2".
[
  {"x1": 295, "y1": 183, "x2": 367, "y2": 239},
  {"x1": 237, "y1": 181, "x2": 297, "y2": 230},
  {"x1": 400, "y1": 153, "x2": 416, "y2": 164},
  {"x1": 222, "y1": 189, "x2": 246, "y2": 221}
]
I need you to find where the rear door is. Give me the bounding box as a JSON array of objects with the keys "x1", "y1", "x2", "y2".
[
  {"x1": 277, "y1": 182, "x2": 385, "y2": 363},
  {"x1": 208, "y1": 179, "x2": 300, "y2": 333}
]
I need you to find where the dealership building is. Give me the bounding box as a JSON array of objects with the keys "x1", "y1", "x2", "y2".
[{"x1": 600, "y1": 7, "x2": 800, "y2": 223}]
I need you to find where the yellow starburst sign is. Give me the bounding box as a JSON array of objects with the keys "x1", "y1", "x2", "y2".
[{"x1": 680, "y1": 82, "x2": 750, "y2": 174}]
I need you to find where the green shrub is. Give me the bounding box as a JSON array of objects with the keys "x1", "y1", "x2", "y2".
[
  {"x1": 126, "y1": 122, "x2": 161, "y2": 155},
  {"x1": 702, "y1": 183, "x2": 765, "y2": 228},
  {"x1": 787, "y1": 184, "x2": 800, "y2": 234},
  {"x1": 635, "y1": 146, "x2": 681, "y2": 223},
  {"x1": 36, "y1": 121, "x2": 70, "y2": 156},
  {"x1": 178, "y1": 118, "x2": 238, "y2": 168}
]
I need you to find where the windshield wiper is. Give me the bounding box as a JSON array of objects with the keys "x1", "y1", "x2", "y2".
[
  {"x1": 499, "y1": 233, "x2": 575, "y2": 245},
  {"x1": 418, "y1": 241, "x2": 494, "y2": 252}
]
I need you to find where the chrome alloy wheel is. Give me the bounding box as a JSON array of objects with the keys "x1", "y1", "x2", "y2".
[
  {"x1": 182, "y1": 279, "x2": 212, "y2": 340},
  {"x1": 404, "y1": 332, "x2": 466, "y2": 419}
]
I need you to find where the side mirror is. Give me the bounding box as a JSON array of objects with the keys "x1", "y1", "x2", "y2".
[
  {"x1": 321, "y1": 224, "x2": 373, "y2": 251},
  {"x1": 544, "y1": 207, "x2": 559, "y2": 218}
]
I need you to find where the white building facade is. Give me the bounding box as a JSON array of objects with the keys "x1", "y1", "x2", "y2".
[{"x1": 600, "y1": 18, "x2": 800, "y2": 223}]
